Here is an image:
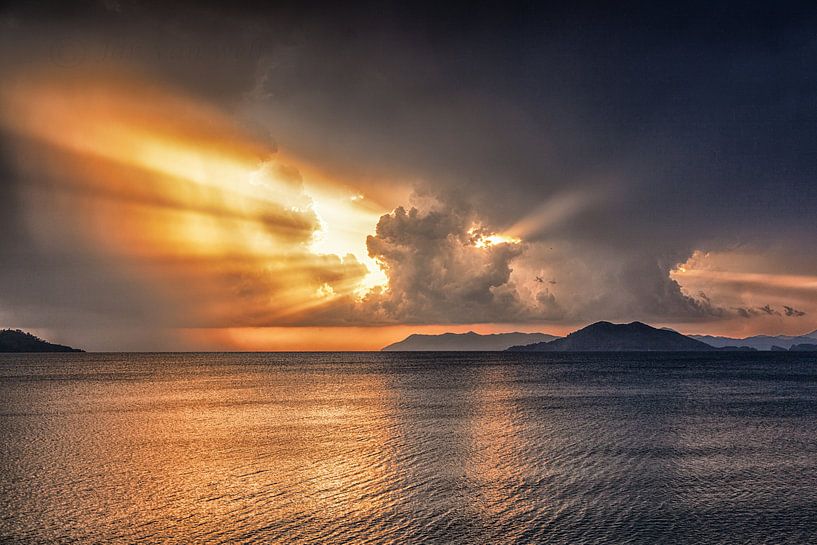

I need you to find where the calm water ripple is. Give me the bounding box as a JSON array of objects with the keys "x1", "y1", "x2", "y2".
[{"x1": 2, "y1": 352, "x2": 817, "y2": 544}]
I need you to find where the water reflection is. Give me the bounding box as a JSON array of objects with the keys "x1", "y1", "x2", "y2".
[{"x1": 2, "y1": 352, "x2": 817, "y2": 543}]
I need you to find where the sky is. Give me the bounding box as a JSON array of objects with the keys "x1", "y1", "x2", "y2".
[{"x1": 1, "y1": 1, "x2": 816, "y2": 350}]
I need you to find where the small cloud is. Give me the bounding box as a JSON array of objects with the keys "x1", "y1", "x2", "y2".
[
  {"x1": 734, "y1": 307, "x2": 753, "y2": 319},
  {"x1": 732, "y1": 305, "x2": 790, "y2": 318},
  {"x1": 757, "y1": 304, "x2": 780, "y2": 316},
  {"x1": 316, "y1": 283, "x2": 336, "y2": 298},
  {"x1": 784, "y1": 305, "x2": 806, "y2": 317}
]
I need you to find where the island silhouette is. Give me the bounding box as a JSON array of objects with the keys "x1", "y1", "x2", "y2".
[
  {"x1": 507, "y1": 321, "x2": 715, "y2": 351},
  {"x1": 3, "y1": 324, "x2": 816, "y2": 353},
  {"x1": 384, "y1": 322, "x2": 817, "y2": 352},
  {"x1": 382, "y1": 331, "x2": 558, "y2": 351},
  {"x1": 0, "y1": 329, "x2": 83, "y2": 352}
]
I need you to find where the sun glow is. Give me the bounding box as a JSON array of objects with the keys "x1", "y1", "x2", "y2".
[
  {"x1": 469, "y1": 227, "x2": 522, "y2": 248},
  {"x1": 671, "y1": 251, "x2": 817, "y2": 292},
  {"x1": 673, "y1": 266, "x2": 817, "y2": 291},
  {"x1": 0, "y1": 70, "x2": 391, "y2": 326},
  {"x1": 477, "y1": 233, "x2": 522, "y2": 247},
  {"x1": 305, "y1": 186, "x2": 388, "y2": 290}
]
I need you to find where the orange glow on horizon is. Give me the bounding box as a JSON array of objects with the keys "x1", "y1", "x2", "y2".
[
  {"x1": 667, "y1": 250, "x2": 817, "y2": 337},
  {"x1": 179, "y1": 323, "x2": 576, "y2": 351},
  {"x1": 672, "y1": 268, "x2": 817, "y2": 292}
]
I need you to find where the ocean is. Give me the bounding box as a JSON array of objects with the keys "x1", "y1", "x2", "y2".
[{"x1": 1, "y1": 352, "x2": 816, "y2": 544}]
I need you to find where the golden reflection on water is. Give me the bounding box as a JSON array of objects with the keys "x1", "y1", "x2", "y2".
[
  {"x1": 112, "y1": 363, "x2": 404, "y2": 542},
  {"x1": 465, "y1": 364, "x2": 528, "y2": 524},
  {"x1": 4, "y1": 353, "x2": 817, "y2": 544},
  {"x1": 0, "y1": 356, "x2": 620, "y2": 542}
]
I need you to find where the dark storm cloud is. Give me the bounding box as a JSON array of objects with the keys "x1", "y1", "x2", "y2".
[
  {"x1": 511, "y1": 243, "x2": 729, "y2": 324},
  {"x1": 2, "y1": 1, "x2": 817, "y2": 345},
  {"x1": 231, "y1": 2, "x2": 817, "y2": 325}
]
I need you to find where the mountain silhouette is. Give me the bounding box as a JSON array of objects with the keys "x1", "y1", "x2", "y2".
[
  {"x1": 507, "y1": 321, "x2": 715, "y2": 352},
  {"x1": 0, "y1": 329, "x2": 83, "y2": 352},
  {"x1": 789, "y1": 343, "x2": 817, "y2": 352},
  {"x1": 382, "y1": 331, "x2": 558, "y2": 351},
  {"x1": 690, "y1": 330, "x2": 817, "y2": 351}
]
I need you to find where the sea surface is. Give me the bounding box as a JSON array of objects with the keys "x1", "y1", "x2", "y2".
[{"x1": 2, "y1": 352, "x2": 817, "y2": 544}]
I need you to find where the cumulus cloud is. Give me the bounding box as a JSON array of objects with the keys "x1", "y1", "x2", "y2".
[
  {"x1": 318, "y1": 202, "x2": 744, "y2": 328},
  {"x1": 359, "y1": 205, "x2": 563, "y2": 323}
]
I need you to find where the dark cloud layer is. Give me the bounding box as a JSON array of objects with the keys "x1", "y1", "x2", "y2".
[{"x1": 2, "y1": 1, "x2": 817, "y2": 346}]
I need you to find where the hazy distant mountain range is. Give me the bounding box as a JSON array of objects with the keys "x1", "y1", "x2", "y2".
[
  {"x1": 381, "y1": 331, "x2": 558, "y2": 351},
  {"x1": 0, "y1": 329, "x2": 83, "y2": 352},
  {"x1": 384, "y1": 323, "x2": 817, "y2": 352},
  {"x1": 507, "y1": 321, "x2": 715, "y2": 352},
  {"x1": 689, "y1": 331, "x2": 817, "y2": 351},
  {"x1": 790, "y1": 343, "x2": 817, "y2": 351},
  {"x1": 5, "y1": 325, "x2": 817, "y2": 353}
]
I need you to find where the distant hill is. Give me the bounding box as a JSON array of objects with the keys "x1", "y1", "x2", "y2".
[
  {"x1": 691, "y1": 330, "x2": 817, "y2": 351},
  {"x1": 0, "y1": 329, "x2": 83, "y2": 352},
  {"x1": 715, "y1": 345, "x2": 757, "y2": 352},
  {"x1": 508, "y1": 321, "x2": 716, "y2": 352},
  {"x1": 382, "y1": 331, "x2": 559, "y2": 351},
  {"x1": 789, "y1": 343, "x2": 817, "y2": 352}
]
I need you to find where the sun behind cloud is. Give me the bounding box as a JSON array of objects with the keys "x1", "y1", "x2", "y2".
[
  {"x1": 1, "y1": 67, "x2": 540, "y2": 348},
  {"x1": 0, "y1": 69, "x2": 392, "y2": 329}
]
